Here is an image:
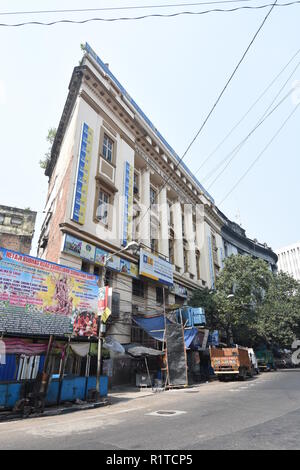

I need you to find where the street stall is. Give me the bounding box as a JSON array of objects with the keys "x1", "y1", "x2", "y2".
[{"x1": 0, "y1": 247, "x2": 108, "y2": 412}]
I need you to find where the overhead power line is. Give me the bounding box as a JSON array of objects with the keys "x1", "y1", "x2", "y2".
[
  {"x1": 218, "y1": 102, "x2": 300, "y2": 205},
  {"x1": 137, "y1": 0, "x2": 277, "y2": 228},
  {"x1": 204, "y1": 57, "x2": 300, "y2": 188},
  {"x1": 0, "y1": 2, "x2": 299, "y2": 27},
  {"x1": 0, "y1": 1, "x2": 263, "y2": 17},
  {"x1": 193, "y1": 47, "x2": 300, "y2": 179},
  {"x1": 207, "y1": 88, "x2": 294, "y2": 189}
]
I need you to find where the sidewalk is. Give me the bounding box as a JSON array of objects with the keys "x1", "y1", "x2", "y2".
[{"x1": 0, "y1": 381, "x2": 213, "y2": 422}]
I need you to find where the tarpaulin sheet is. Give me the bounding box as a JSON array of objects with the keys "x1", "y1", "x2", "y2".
[
  {"x1": 165, "y1": 322, "x2": 187, "y2": 387},
  {"x1": 125, "y1": 344, "x2": 164, "y2": 358},
  {"x1": 133, "y1": 315, "x2": 198, "y2": 348}
]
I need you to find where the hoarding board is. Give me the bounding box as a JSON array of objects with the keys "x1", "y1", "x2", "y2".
[
  {"x1": 0, "y1": 248, "x2": 99, "y2": 337},
  {"x1": 63, "y1": 234, "x2": 139, "y2": 278},
  {"x1": 64, "y1": 234, "x2": 96, "y2": 262},
  {"x1": 139, "y1": 249, "x2": 173, "y2": 286}
]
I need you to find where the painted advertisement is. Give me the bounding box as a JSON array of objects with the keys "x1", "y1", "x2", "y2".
[
  {"x1": 72, "y1": 122, "x2": 94, "y2": 225},
  {"x1": 139, "y1": 249, "x2": 173, "y2": 286},
  {"x1": 0, "y1": 248, "x2": 99, "y2": 337},
  {"x1": 123, "y1": 161, "x2": 134, "y2": 246}
]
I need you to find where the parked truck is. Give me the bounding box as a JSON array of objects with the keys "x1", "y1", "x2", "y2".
[
  {"x1": 255, "y1": 350, "x2": 277, "y2": 372},
  {"x1": 210, "y1": 346, "x2": 253, "y2": 381}
]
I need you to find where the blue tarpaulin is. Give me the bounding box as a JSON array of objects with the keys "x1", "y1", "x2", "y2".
[{"x1": 133, "y1": 315, "x2": 198, "y2": 348}]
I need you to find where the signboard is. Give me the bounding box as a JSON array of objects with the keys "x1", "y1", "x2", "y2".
[
  {"x1": 139, "y1": 249, "x2": 173, "y2": 286},
  {"x1": 170, "y1": 283, "x2": 188, "y2": 298},
  {"x1": 72, "y1": 122, "x2": 94, "y2": 225},
  {"x1": 95, "y1": 248, "x2": 120, "y2": 271},
  {"x1": 120, "y1": 259, "x2": 139, "y2": 278},
  {"x1": 98, "y1": 286, "x2": 112, "y2": 323},
  {"x1": 123, "y1": 161, "x2": 134, "y2": 246},
  {"x1": 64, "y1": 234, "x2": 96, "y2": 262},
  {"x1": 0, "y1": 248, "x2": 99, "y2": 337},
  {"x1": 63, "y1": 234, "x2": 139, "y2": 279}
]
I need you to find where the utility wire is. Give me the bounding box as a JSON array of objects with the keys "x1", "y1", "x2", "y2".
[
  {"x1": 206, "y1": 59, "x2": 300, "y2": 189},
  {"x1": 1, "y1": 2, "x2": 299, "y2": 27},
  {"x1": 138, "y1": 0, "x2": 277, "y2": 229},
  {"x1": 0, "y1": 1, "x2": 263, "y2": 16},
  {"x1": 218, "y1": 102, "x2": 300, "y2": 205},
  {"x1": 193, "y1": 47, "x2": 300, "y2": 179}
]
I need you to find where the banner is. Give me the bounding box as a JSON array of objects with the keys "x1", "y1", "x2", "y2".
[
  {"x1": 64, "y1": 234, "x2": 96, "y2": 262},
  {"x1": 98, "y1": 286, "x2": 112, "y2": 324},
  {"x1": 123, "y1": 161, "x2": 134, "y2": 246},
  {"x1": 72, "y1": 122, "x2": 94, "y2": 225},
  {"x1": 139, "y1": 249, "x2": 173, "y2": 286},
  {"x1": 63, "y1": 234, "x2": 139, "y2": 279},
  {"x1": 0, "y1": 248, "x2": 99, "y2": 337}
]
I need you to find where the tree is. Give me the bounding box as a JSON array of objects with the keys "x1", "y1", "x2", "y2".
[
  {"x1": 213, "y1": 255, "x2": 272, "y2": 346},
  {"x1": 39, "y1": 128, "x2": 56, "y2": 170},
  {"x1": 257, "y1": 272, "x2": 300, "y2": 349}
]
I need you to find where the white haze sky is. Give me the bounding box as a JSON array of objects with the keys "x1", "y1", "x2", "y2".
[{"x1": 0, "y1": 0, "x2": 299, "y2": 254}]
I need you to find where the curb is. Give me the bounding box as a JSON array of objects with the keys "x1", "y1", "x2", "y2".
[{"x1": 0, "y1": 399, "x2": 111, "y2": 423}]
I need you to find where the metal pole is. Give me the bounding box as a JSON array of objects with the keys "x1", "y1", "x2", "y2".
[{"x1": 96, "y1": 264, "x2": 106, "y2": 399}]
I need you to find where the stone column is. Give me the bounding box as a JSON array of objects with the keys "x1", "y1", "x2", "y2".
[
  {"x1": 172, "y1": 200, "x2": 184, "y2": 272},
  {"x1": 140, "y1": 167, "x2": 151, "y2": 248},
  {"x1": 184, "y1": 204, "x2": 197, "y2": 277},
  {"x1": 195, "y1": 204, "x2": 210, "y2": 286},
  {"x1": 158, "y1": 186, "x2": 169, "y2": 258}
]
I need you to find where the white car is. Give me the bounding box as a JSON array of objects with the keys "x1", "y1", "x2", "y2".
[{"x1": 248, "y1": 348, "x2": 259, "y2": 375}]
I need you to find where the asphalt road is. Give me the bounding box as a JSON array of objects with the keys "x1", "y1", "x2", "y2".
[{"x1": 0, "y1": 369, "x2": 300, "y2": 450}]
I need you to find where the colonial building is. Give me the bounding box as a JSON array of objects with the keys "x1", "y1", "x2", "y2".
[
  {"x1": 38, "y1": 43, "x2": 225, "y2": 344},
  {"x1": 218, "y1": 209, "x2": 278, "y2": 273},
  {"x1": 276, "y1": 242, "x2": 300, "y2": 280},
  {"x1": 0, "y1": 205, "x2": 37, "y2": 255}
]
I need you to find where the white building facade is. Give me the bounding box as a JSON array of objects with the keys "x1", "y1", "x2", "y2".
[
  {"x1": 276, "y1": 242, "x2": 300, "y2": 281},
  {"x1": 38, "y1": 44, "x2": 225, "y2": 346}
]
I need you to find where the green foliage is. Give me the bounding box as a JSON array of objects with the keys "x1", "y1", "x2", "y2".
[
  {"x1": 257, "y1": 272, "x2": 300, "y2": 348},
  {"x1": 190, "y1": 255, "x2": 300, "y2": 348},
  {"x1": 214, "y1": 255, "x2": 272, "y2": 345},
  {"x1": 39, "y1": 128, "x2": 57, "y2": 170}
]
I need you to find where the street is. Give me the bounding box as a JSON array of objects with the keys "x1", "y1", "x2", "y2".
[{"x1": 0, "y1": 369, "x2": 300, "y2": 450}]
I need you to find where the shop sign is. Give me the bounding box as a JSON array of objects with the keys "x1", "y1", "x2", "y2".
[{"x1": 139, "y1": 249, "x2": 173, "y2": 286}]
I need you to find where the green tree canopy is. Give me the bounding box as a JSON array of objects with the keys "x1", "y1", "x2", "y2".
[{"x1": 257, "y1": 271, "x2": 300, "y2": 349}]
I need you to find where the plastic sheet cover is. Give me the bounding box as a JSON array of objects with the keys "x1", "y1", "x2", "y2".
[{"x1": 165, "y1": 322, "x2": 187, "y2": 387}]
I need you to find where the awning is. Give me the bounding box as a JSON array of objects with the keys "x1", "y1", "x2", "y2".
[{"x1": 133, "y1": 315, "x2": 198, "y2": 348}]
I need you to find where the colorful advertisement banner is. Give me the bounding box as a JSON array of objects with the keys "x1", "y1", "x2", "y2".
[
  {"x1": 98, "y1": 286, "x2": 112, "y2": 323},
  {"x1": 63, "y1": 234, "x2": 139, "y2": 279},
  {"x1": 64, "y1": 234, "x2": 96, "y2": 262},
  {"x1": 72, "y1": 122, "x2": 94, "y2": 225},
  {"x1": 139, "y1": 249, "x2": 173, "y2": 286},
  {"x1": 0, "y1": 248, "x2": 99, "y2": 337},
  {"x1": 123, "y1": 161, "x2": 134, "y2": 246}
]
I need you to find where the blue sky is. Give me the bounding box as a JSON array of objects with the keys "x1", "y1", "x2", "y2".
[{"x1": 0, "y1": 0, "x2": 299, "y2": 253}]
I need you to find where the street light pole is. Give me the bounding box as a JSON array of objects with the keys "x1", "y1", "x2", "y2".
[{"x1": 95, "y1": 241, "x2": 140, "y2": 399}]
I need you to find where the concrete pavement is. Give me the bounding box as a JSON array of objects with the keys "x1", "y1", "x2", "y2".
[{"x1": 0, "y1": 370, "x2": 300, "y2": 450}]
